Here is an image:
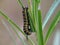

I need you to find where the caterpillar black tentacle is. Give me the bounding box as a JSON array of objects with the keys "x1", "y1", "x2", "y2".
[{"x1": 22, "y1": 7, "x2": 32, "y2": 35}]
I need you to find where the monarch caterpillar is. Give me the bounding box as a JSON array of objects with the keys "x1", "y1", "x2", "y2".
[{"x1": 22, "y1": 7, "x2": 32, "y2": 35}]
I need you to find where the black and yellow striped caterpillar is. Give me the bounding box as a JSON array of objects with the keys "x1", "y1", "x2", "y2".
[{"x1": 22, "y1": 7, "x2": 32, "y2": 35}]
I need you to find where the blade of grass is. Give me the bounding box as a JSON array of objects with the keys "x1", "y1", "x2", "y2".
[
  {"x1": 0, "y1": 10, "x2": 25, "y2": 35},
  {"x1": 8, "y1": 20, "x2": 28, "y2": 45},
  {"x1": 27, "y1": 0, "x2": 32, "y2": 15},
  {"x1": 28, "y1": 0, "x2": 40, "y2": 32},
  {"x1": 32, "y1": 0, "x2": 44, "y2": 45},
  {"x1": 42, "y1": 0, "x2": 60, "y2": 30},
  {"x1": 36, "y1": 0, "x2": 40, "y2": 5},
  {"x1": 29, "y1": 16, "x2": 36, "y2": 32},
  {"x1": 27, "y1": 0, "x2": 41, "y2": 32},
  {"x1": 32, "y1": 0, "x2": 36, "y2": 23},
  {"x1": 31, "y1": 0, "x2": 40, "y2": 26},
  {"x1": 28, "y1": 36, "x2": 35, "y2": 45},
  {"x1": 1, "y1": 19, "x2": 28, "y2": 45},
  {"x1": 44, "y1": 11, "x2": 60, "y2": 45},
  {"x1": 27, "y1": 0, "x2": 36, "y2": 32},
  {"x1": 17, "y1": 0, "x2": 24, "y2": 8},
  {"x1": 36, "y1": 10, "x2": 44, "y2": 45},
  {"x1": 1, "y1": 19, "x2": 18, "y2": 45}
]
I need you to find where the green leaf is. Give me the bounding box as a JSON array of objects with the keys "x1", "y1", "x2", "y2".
[
  {"x1": 1, "y1": 20, "x2": 18, "y2": 45},
  {"x1": 42, "y1": 0, "x2": 60, "y2": 30},
  {"x1": 36, "y1": 10, "x2": 44, "y2": 45},
  {"x1": 32, "y1": 0, "x2": 40, "y2": 24},
  {"x1": 29, "y1": 14, "x2": 36, "y2": 32},
  {"x1": 17, "y1": 0, "x2": 24, "y2": 8},
  {"x1": 0, "y1": 10, "x2": 25, "y2": 35},
  {"x1": 35, "y1": 0, "x2": 40, "y2": 4},
  {"x1": 44, "y1": 11, "x2": 60, "y2": 45},
  {"x1": 8, "y1": 20, "x2": 28, "y2": 45},
  {"x1": 31, "y1": 0, "x2": 44, "y2": 45},
  {"x1": 1, "y1": 19, "x2": 28, "y2": 45}
]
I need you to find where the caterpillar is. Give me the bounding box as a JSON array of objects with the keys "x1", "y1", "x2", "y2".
[{"x1": 22, "y1": 7, "x2": 32, "y2": 35}]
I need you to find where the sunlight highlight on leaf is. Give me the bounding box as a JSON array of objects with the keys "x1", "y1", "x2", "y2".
[
  {"x1": 42, "y1": 0, "x2": 60, "y2": 30},
  {"x1": 45, "y1": 11, "x2": 60, "y2": 45}
]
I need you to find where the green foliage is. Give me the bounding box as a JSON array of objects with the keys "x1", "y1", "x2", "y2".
[{"x1": 45, "y1": 11, "x2": 60, "y2": 45}]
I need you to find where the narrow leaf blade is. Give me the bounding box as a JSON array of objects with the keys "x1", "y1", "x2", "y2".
[{"x1": 45, "y1": 11, "x2": 60, "y2": 45}]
